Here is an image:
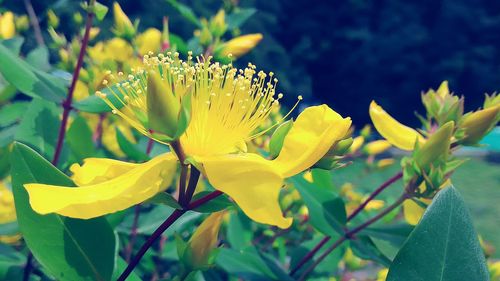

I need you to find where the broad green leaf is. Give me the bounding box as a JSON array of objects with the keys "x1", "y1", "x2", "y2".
[
  {"x1": 113, "y1": 258, "x2": 142, "y2": 281},
  {"x1": 0, "y1": 84, "x2": 17, "y2": 103},
  {"x1": 166, "y1": 0, "x2": 201, "y2": 27},
  {"x1": 216, "y1": 248, "x2": 280, "y2": 280},
  {"x1": 15, "y1": 99, "x2": 61, "y2": 159},
  {"x1": 94, "y1": 2, "x2": 109, "y2": 21},
  {"x1": 387, "y1": 186, "x2": 489, "y2": 281},
  {"x1": 0, "y1": 43, "x2": 66, "y2": 102},
  {"x1": 145, "y1": 192, "x2": 182, "y2": 209},
  {"x1": 73, "y1": 85, "x2": 123, "y2": 113},
  {"x1": 0, "y1": 101, "x2": 29, "y2": 127},
  {"x1": 0, "y1": 125, "x2": 16, "y2": 147},
  {"x1": 226, "y1": 210, "x2": 253, "y2": 251},
  {"x1": 66, "y1": 115, "x2": 96, "y2": 161},
  {"x1": 226, "y1": 8, "x2": 257, "y2": 30},
  {"x1": 0, "y1": 37, "x2": 24, "y2": 54},
  {"x1": 11, "y1": 143, "x2": 116, "y2": 281},
  {"x1": 269, "y1": 120, "x2": 293, "y2": 158},
  {"x1": 292, "y1": 176, "x2": 346, "y2": 236},
  {"x1": 350, "y1": 235, "x2": 391, "y2": 266},
  {"x1": 26, "y1": 46, "x2": 51, "y2": 72},
  {"x1": 116, "y1": 129, "x2": 149, "y2": 162}
]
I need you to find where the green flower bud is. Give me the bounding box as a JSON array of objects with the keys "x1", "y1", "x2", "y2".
[
  {"x1": 415, "y1": 121, "x2": 454, "y2": 169},
  {"x1": 421, "y1": 81, "x2": 464, "y2": 125},
  {"x1": 210, "y1": 9, "x2": 227, "y2": 38},
  {"x1": 112, "y1": 2, "x2": 135, "y2": 39},
  {"x1": 147, "y1": 71, "x2": 180, "y2": 137},
  {"x1": 47, "y1": 9, "x2": 59, "y2": 29},
  {"x1": 459, "y1": 105, "x2": 500, "y2": 145}
]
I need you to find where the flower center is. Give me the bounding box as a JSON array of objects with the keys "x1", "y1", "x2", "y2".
[{"x1": 97, "y1": 52, "x2": 301, "y2": 157}]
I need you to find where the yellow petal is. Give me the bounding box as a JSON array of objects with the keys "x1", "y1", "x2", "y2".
[
  {"x1": 369, "y1": 101, "x2": 424, "y2": 151},
  {"x1": 274, "y1": 104, "x2": 351, "y2": 177},
  {"x1": 70, "y1": 157, "x2": 140, "y2": 186},
  {"x1": 136, "y1": 28, "x2": 161, "y2": 55},
  {"x1": 403, "y1": 198, "x2": 431, "y2": 225},
  {"x1": 0, "y1": 181, "x2": 16, "y2": 224},
  {"x1": 24, "y1": 154, "x2": 177, "y2": 219},
  {"x1": 198, "y1": 153, "x2": 292, "y2": 229}
]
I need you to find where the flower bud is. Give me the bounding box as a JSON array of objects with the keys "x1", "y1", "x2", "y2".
[
  {"x1": 0, "y1": 12, "x2": 16, "y2": 39},
  {"x1": 349, "y1": 136, "x2": 364, "y2": 153},
  {"x1": 15, "y1": 15, "x2": 29, "y2": 32},
  {"x1": 421, "y1": 81, "x2": 464, "y2": 125},
  {"x1": 136, "y1": 28, "x2": 161, "y2": 55},
  {"x1": 210, "y1": 9, "x2": 227, "y2": 37},
  {"x1": 218, "y1": 33, "x2": 263, "y2": 58},
  {"x1": 112, "y1": 2, "x2": 135, "y2": 39},
  {"x1": 415, "y1": 121, "x2": 454, "y2": 169},
  {"x1": 0, "y1": 181, "x2": 16, "y2": 224},
  {"x1": 184, "y1": 212, "x2": 224, "y2": 269},
  {"x1": 147, "y1": 71, "x2": 180, "y2": 137},
  {"x1": 360, "y1": 124, "x2": 371, "y2": 138},
  {"x1": 161, "y1": 17, "x2": 170, "y2": 51},
  {"x1": 364, "y1": 140, "x2": 391, "y2": 155},
  {"x1": 47, "y1": 9, "x2": 59, "y2": 29},
  {"x1": 369, "y1": 101, "x2": 424, "y2": 151},
  {"x1": 376, "y1": 158, "x2": 395, "y2": 169},
  {"x1": 459, "y1": 105, "x2": 500, "y2": 145},
  {"x1": 73, "y1": 12, "x2": 83, "y2": 25},
  {"x1": 197, "y1": 19, "x2": 213, "y2": 47}
]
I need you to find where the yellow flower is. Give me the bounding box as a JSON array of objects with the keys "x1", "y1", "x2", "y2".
[
  {"x1": 25, "y1": 54, "x2": 351, "y2": 229},
  {"x1": 135, "y1": 28, "x2": 161, "y2": 55},
  {"x1": 0, "y1": 12, "x2": 16, "y2": 39},
  {"x1": 376, "y1": 158, "x2": 395, "y2": 168},
  {"x1": 0, "y1": 181, "x2": 16, "y2": 224},
  {"x1": 364, "y1": 140, "x2": 391, "y2": 155},
  {"x1": 219, "y1": 34, "x2": 263, "y2": 58},
  {"x1": 369, "y1": 101, "x2": 425, "y2": 150},
  {"x1": 88, "y1": 38, "x2": 134, "y2": 63},
  {"x1": 0, "y1": 180, "x2": 20, "y2": 245}
]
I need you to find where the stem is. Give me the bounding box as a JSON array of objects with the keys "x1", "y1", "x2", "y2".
[
  {"x1": 347, "y1": 171, "x2": 403, "y2": 221},
  {"x1": 22, "y1": 0, "x2": 45, "y2": 46},
  {"x1": 297, "y1": 193, "x2": 409, "y2": 281},
  {"x1": 52, "y1": 0, "x2": 96, "y2": 166},
  {"x1": 125, "y1": 204, "x2": 141, "y2": 262},
  {"x1": 146, "y1": 138, "x2": 155, "y2": 155},
  {"x1": 117, "y1": 190, "x2": 222, "y2": 281},
  {"x1": 183, "y1": 168, "x2": 200, "y2": 206},
  {"x1": 289, "y1": 171, "x2": 402, "y2": 275},
  {"x1": 22, "y1": 253, "x2": 34, "y2": 281}
]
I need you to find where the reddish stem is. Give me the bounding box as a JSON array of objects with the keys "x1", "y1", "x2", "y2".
[
  {"x1": 289, "y1": 171, "x2": 403, "y2": 276},
  {"x1": 52, "y1": 4, "x2": 95, "y2": 165}
]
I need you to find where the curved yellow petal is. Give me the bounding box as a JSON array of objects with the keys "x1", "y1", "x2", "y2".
[
  {"x1": 70, "y1": 157, "x2": 139, "y2": 186},
  {"x1": 274, "y1": 104, "x2": 352, "y2": 177},
  {"x1": 198, "y1": 153, "x2": 292, "y2": 229},
  {"x1": 403, "y1": 198, "x2": 431, "y2": 225},
  {"x1": 24, "y1": 154, "x2": 177, "y2": 219},
  {"x1": 369, "y1": 101, "x2": 424, "y2": 151}
]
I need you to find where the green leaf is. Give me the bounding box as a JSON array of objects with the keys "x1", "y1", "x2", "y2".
[
  {"x1": 0, "y1": 222, "x2": 18, "y2": 236},
  {"x1": 116, "y1": 129, "x2": 149, "y2": 162},
  {"x1": 0, "y1": 37, "x2": 24, "y2": 54},
  {"x1": 10, "y1": 143, "x2": 116, "y2": 281},
  {"x1": 292, "y1": 176, "x2": 346, "y2": 236},
  {"x1": 0, "y1": 125, "x2": 16, "y2": 147},
  {"x1": 191, "y1": 191, "x2": 233, "y2": 213},
  {"x1": 226, "y1": 210, "x2": 253, "y2": 250},
  {"x1": 0, "y1": 101, "x2": 29, "y2": 127},
  {"x1": 350, "y1": 235, "x2": 391, "y2": 267},
  {"x1": 94, "y1": 2, "x2": 109, "y2": 21},
  {"x1": 66, "y1": 115, "x2": 96, "y2": 161},
  {"x1": 216, "y1": 248, "x2": 282, "y2": 280},
  {"x1": 226, "y1": 8, "x2": 257, "y2": 30},
  {"x1": 113, "y1": 258, "x2": 142, "y2": 281},
  {"x1": 0, "y1": 43, "x2": 66, "y2": 102},
  {"x1": 387, "y1": 186, "x2": 489, "y2": 281},
  {"x1": 26, "y1": 46, "x2": 51, "y2": 72},
  {"x1": 15, "y1": 99, "x2": 61, "y2": 159},
  {"x1": 145, "y1": 192, "x2": 182, "y2": 209},
  {"x1": 166, "y1": 0, "x2": 201, "y2": 27},
  {"x1": 0, "y1": 244, "x2": 25, "y2": 280},
  {"x1": 73, "y1": 85, "x2": 123, "y2": 113},
  {"x1": 269, "y1": 120, "x2": 293, "y2": 158}
]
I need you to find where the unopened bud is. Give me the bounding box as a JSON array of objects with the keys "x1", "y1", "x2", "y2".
[
  {"x1": 136, "y1": 28, "x2": 161, "y2": 55},
  {"x1": 210, "y1": 9, "x2": 227, "y2": 37},
  {"x1": 364, "y1": 140, "x2": 391, "y2": 155},
  {"x1": 112, "y1": 2, "x2": 135, "y2": 39},
  {"x1": 459, "y1": 105, "x2": 499, "y2": 145},
  {"x1": 146, "y1": 71, "x2": 180, "y2": 137},
  {"x1": 349, "y1": 136, "x2": 364, "y2": 153},
  {"x1": 184, "y1": 212, "x2": 225, "y2": 269},
  {"x1": 218, "y1": 33, "x2": 263, "y2": 59},
  {"x1": 415, "y1": 121, "x2": 454, "y2": 168},
  {"x1": 0, "y1": 12, "x2": 15, "y2": 39},
  {"x1": 47, "y1": 9, "x2": 59, "y2": 28},
  {"x1": 15, "y1": 15, "x2": 29, "y2": 32}
]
